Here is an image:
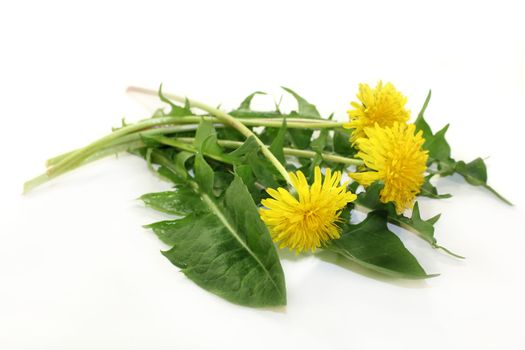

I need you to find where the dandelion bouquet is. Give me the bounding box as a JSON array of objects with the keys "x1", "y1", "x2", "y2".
[{"x1": 25, "y1": 82, "x2": 510, "y2": 308}]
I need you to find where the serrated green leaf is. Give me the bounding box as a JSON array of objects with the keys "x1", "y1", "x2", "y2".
[
  {"x1": 455, "y1": 158, "x2": 512, "y2": 205},
  {"x1": 154, "y1": 175, "x2": 286, "y2": 307},
  {"x1": 194, "y1": 119, "x2": 224, "y2": 156},
  {"x1": 213, "y1": 171, "x2": 234, "y2": 195},
  {"x1": 246, "y1": 149, "x2": 282, "y2": 188},
  {"x1": 326, "y1": 211, "x2": 435, "y2": 279},
  {"x1": 396, "y1": 202, "x2": 440, "y2": 246},
  {"x1": 419, "y1": 175, "x2": 452, "y2": 199},
  {"x1": 355, "y1": 182, "x2": 462, "y2": 258},
  {"x1": 140, "y1": 189, "x2": 202, "y2": 216},
  {"x1": 238, "y1": 91, "x2": 266, "y2": 110},
  {"x1": 455, "y1": 157, "x2": 487, "y2": 185},
  {"x1": 234, "y1": 164, "x2": 261, "y2": 203},
  {"x1": 333, "y1": 129, "x2": 356, "y2": 157},
  {"x1": 194, "y1": 153, "x2": 214, "y2": 195},
  {"x1": 228, "y1": 136, "x2": 259, "y2": 160},
  {"x1": 311, "y1": 129, "x2": 329, "y2": 153},
  {"x1": 414, "y1": 91, "x2": 452, "y2": 164},
  {"x1": 436, "y1": 157, "x2": 457, "y2": 177},
  {"x1": 173, "y1": 151, "x2": 194, "y2": 180},
  {"x1": 425, "y1": 124, "x2": 452, "y2": 162},
  {"x1": 414, "y1": 90, "x2": 433, "y2": 139},
  {"x1": 269, "y1": 119, "x2": 287, "y2": 164},
  {"x1": 145, "y1": 214, "x2": 198, "y2": 245},
  {"x1": 216, "y1": 127, "x2": 245, "y2": 141},
  {"x1": 158, "y1": 84, "x2": 193, "y2": 117},
  {"x1": 288, "y1": 128, "x2": 313, "y2": 149},
  {"x1": 281, "y1": 87, "x2": 321, "y2": 118}
]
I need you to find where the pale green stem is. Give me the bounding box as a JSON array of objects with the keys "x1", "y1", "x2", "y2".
[
  {"x1": 128, "y1": 86, "x2": 293, "y2": 184},
  {"x1": 25, "y1": 121, "x2": 197, "y2": 193},
  {"x1": 46, "y1": 125, "x2": 200, "y2": 167},
  {"x1": 174, "y1": 137, "x2": 364, "y2": 166}
]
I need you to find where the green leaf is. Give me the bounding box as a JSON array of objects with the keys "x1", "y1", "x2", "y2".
[
  {"x1": 424, "y1": 124, "x2": 452, "y2": 162},
  {"x1": 436, "y1": 157, "x2": 457, "y2": 177},
  {"x1": 281, "y1": 87, "x2": 321, "y2": 118},
  {"x1": 455, "y1": 157, "x2": 487, "y2": 185},
  {"x1": 269, "y1": 119, "x2": 287, "y2": 164},
  {"x1": 139, "y1": 148, "x2": 192, "y2": 185},
  {"x1": 234, "y1": 164, "x2": 261, "y2": 202},
  {"x1": 414, "y1": 90, "x2": 433, "y2": 139},
  {"x1": 228, "y1": 136, "x2": 259, "y2": 160},
  {"x1": 419, "y1": 175, "x2": 452, "y2": 199},
  {"x1": 158, "y1": 84, "x2": 193, "y2": 117},
  {"x1": 311, "y1": 128, "x2": 329, "y2": 154},
  {"x1": 355, "y1": 182, "x2": 462, "y2": 258},
  {"x1": 455, "y1": 158, "x2": 512, "y2": 205},
  {"x1": 140, "y1": 189, "x2": 203, "y2": 216},
  {"x1": 238, "y1": 91, "x2": 266, "y2": 110},
  {"x1": 326, "y1": 211, "x2": 435, "y2": 279},
  {"x1": 194, "y1": 153, "x2": 214, "y2": 195},
  {"x1": 143, "y1": 154, "x2": 287, "y2": 307},
  {"x1": 246, "y1": 149, "x2": 282, "y2": 188},
  {"x1": 194, "y1": 119, "x2": 224, "y2": 157},
  {"x1": 173, "y1": 151, "x2": 195, "y2": 180},
  {"x1": 395, "y1": 202, "x2": 440, "y2": 246},
  {"x1": 288, "y1": 127, "x2": 313, "y2": 149},
  {"x1": 145, "y1": 215, "x2": 197, "y2": 245},
  {"x1": 333, "y1": 130, "x2": 356, "y2": 157},
  {"x1": 414, "y1": 91, "x2": 452, "y2": 163},
  {"x1": 228, "y1": 91, "x2": 283, "y2": 119},
  {"x1": 155, "y1": 176, "x2": 286, "y2": 307}
]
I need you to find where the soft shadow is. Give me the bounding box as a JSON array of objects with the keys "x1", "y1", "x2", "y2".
[
  {"x1": 316, "y1": 249, "x2": 431, "y2": 289},
  {"x1": 277, "y1": 248, "x2": 313, "y2": 262}
]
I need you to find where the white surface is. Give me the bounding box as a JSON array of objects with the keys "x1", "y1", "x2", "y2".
[{"x1": 1, "y1": 1, "x2": 524, "y2": 349}]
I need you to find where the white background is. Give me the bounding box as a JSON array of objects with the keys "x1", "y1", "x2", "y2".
[{"x1": 1, "y1": 1, "x2": 524, "y2": 349}]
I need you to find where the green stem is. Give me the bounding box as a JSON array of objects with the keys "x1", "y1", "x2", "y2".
[
  {"x1": 36, "y1": 133, "x2": 361, "y2": 191},
  {"x1": 174, "y1": 137, "x2": 364, "y2": 166},
  {"x1": 128, "y1": 86, "x2": 293, "y2": 184},
  {"x1": 46, "y1": 117, "x2": 182, "y2": 178},
  {"x1": 46, "y1": 125, "x2": 201, "y2": 167},
  {"x1": 45, "y1": 118, "x2": 342, "y2": 168},
  {"x1": 25, "y1": 123, "x2": 197, "y2": 193}
]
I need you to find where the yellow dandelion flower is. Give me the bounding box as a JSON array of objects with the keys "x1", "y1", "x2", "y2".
[
  {"x1": 260, "y1": 167, "x2": 357, "y2": 253},
  {"x1": 345, "y1": 81, "x2": 410, "y2": 143},
  {"x1": 350, "y1": 122, "x2": 428, "y2": 214}
]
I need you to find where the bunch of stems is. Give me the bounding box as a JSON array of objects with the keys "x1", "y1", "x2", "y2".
[{"x1": 24, "y1": 88, "x2": 363, "y2": 193}]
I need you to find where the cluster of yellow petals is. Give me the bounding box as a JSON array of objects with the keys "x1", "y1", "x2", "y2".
[
  {"x1": 259, "y1": 81, "x2": 428, "y2": 253},
  {"x1": 260, "y1": 167, "x2": 357, "y2": 253},
  {"x1": 345, "y1": 81, "x2": 410, "y2": 144},
  {"x1": 350, "y1": 122, "x2": 428, "y2": 213}
]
